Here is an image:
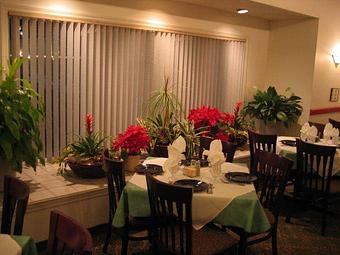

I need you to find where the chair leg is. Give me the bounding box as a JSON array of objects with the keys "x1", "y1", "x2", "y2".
[
  {"x1": 238, "y1": 231, "x2": 247, "y2": 255},
  {"x1": 272, "y1": 228, "x2": 278, "y2": 255},
  {"x1": 321, "y1": 203, "x2": 328, "y2": 236},
  {"x1": 121, "y1": 235, "x2": 129, "y2": 255},
  {"x1": 103, "y1": 224, "x2": 112, "y2": 253}
]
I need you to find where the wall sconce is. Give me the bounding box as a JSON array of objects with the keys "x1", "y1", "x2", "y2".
[{"x1": 332, "y1": 44, "x2": 340, "y2": 68}]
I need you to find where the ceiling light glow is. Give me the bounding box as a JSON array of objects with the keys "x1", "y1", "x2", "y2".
[
  {"x1": 47, "y1": 5, "x2": 71, "y2": 14},
  {"x1": 147, "y1": 18, "x2": 164, "y2": 27},
  {"x1": 237, "y1": 9, "x2": 249, "y2": 14}
]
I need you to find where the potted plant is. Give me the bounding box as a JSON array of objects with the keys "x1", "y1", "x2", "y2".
[
  {"x1": 111, "y1": 125, "x2": 150, "y2": 172},
  {"x1": 243, "y1": 86, "x2": 302, "y2": 134},
  {"x1": 139, "y1": 76, "x2": 182, "y2": 157},
  {"x1": 58, "y1": 114, "x2": 106, "y2": 178},
  {"x1": 0, "y1": 58, "x2": 44, "y2": 190},
  {"x1": 187, "y1": 103, "x2": 252, "y2": 147}
]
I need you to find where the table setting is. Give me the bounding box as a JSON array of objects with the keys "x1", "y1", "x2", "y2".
[
  {"x1": 277, "y1": 122, "x2": 340, "y2": 174},
  {"x1": 112, "y1": 137, "x2": 270, "y2": 234}
]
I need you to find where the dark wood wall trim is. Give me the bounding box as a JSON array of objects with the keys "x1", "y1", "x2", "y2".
[{"x1": 310, "y1": 107, "x2": 340, "y2": 115}]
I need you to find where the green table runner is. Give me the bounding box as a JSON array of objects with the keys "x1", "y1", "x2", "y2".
[{"x1": 112, "y1": 183, "x2": 270, "y2": 234}]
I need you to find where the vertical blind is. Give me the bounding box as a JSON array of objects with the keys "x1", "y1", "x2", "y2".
[{"x1": 9, "y1": 15, "x2": 246, "y2": 159}]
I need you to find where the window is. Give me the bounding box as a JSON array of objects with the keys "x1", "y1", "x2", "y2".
[{"x1": 9, "y1": 15, "x2": 246, "y2": 159}]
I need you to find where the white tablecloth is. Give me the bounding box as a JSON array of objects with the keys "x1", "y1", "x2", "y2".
[
  {"x1": 277, "y1": 136, "x2": 340, "y2": 175},
  {"x1": 0, "y1": 234, "x2": 21, "y2": 255},
  {"x1": 129, "y1": 158, "x2": 254, "y2": 230}
]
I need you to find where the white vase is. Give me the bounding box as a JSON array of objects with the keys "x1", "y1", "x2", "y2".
[{"x1": 0, "y1": 160, "x2": 18, "y2": 192}]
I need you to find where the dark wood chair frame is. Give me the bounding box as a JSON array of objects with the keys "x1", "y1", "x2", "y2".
[
  {"x1": 1, "y1": 175, "x2": 30, "y2": 235},
  {"x1": 329, "y1": 118, "x2": 340, "y2": 130},
  {"x1": 199, "y1": 136, "x2": 237, "y2": 162},
  {"x1": 47, "y1": 210, "x2": 93, "y2": 255},
  {"x1": 285, "y1": 139, "x2": 336, "y2": 236},
  {"x1": 146, "y1": 173, "x2": 237, "y2": 255},
  {"x1": 248, "y1": 130, "x2": 277, "y2": 174},
  {"x1": 102, "y1": 149, "x2": 151, "y2": 255},
  {"x1": 229, "y1": 149, "x2": 292, "y2": 255}
]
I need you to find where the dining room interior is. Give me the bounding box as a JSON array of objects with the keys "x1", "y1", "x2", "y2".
[{"x1": 0, "y1": 0, "x2": 340, "y2": 254}]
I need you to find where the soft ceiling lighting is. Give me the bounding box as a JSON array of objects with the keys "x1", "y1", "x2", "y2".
[
  {"x1": 332, "y1": 44, "x2": 340, "y2": 68},
  {"x1": 47, "y1": 4, "x2": 71, "y2": 14},
  {"x1": 237, "y1": 9, "x2": 249, "y2": 14},
  {"x1": 146, "y1": 18, "x2": 164, "y2": 27}
]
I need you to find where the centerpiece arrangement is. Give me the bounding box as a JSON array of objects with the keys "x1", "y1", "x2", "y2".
[
  {"x1": 188, "y1": 102, "x2": 253, "y2": 147},
  {"x1": 58, "y1": 114, "x2": 106, "y2": 178},
  {"x1": 111, "y1": 124, "x2": 150, "y2": 172}
]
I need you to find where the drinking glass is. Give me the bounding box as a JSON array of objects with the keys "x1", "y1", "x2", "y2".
[
  {"x1": 210, "y1": 163, "x2": 221, "y2": 183},
  {"x1": 169, "y1": 161, "x2": 181, "y2": 183}
]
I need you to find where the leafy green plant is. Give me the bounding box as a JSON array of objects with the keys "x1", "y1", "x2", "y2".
[
  {"x1": 137, "y1": 113, "x2": 178, "y2": 146},
  {"x1": 243, "y1": 86, "x2": 302, "y2": 127},
  {"x1": 0, "y1": 58, "x2": 45, "y2": 172}
]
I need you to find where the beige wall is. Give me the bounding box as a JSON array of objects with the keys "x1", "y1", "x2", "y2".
[
  {"x1": 265, "y1": 19, "x2": 318, "y2": 124},
  {"x1": 254, "y1": 0, "x2": 340, "y2": 122},
  {"x1": 0, "y1": 0, "x2": 270, "y2": 104}
]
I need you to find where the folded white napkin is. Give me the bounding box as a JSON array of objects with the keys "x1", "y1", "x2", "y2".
[
  {"x1": 307, "y1": 126, "x2": 318, "y2": 142},
  {"x1": 163, "y1": 136, "x2": 186, "y2": 172},
  {"x1": 300, "y1": 122, "x2": 310, "y2": 141},
  {"x1": 323, "y1": 123, "x2": 334, "y2": 140},
  {"x1": 202, "y1": 139, "x2": 225, "y2": 166}
]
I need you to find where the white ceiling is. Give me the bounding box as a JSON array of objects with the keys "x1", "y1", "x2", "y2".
[{"x1": 173, "y1": 0, "x2": 312, "y2": 21}]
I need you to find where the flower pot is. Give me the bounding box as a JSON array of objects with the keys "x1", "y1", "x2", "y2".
[
  {"x1": 66, "y1": 157, "x2": 105, "y2": 179},
  {"x1": 0, "y1": 160, "x2": 18, "y2": 192},
  {"x1": 152, "y1": 143, "x2": 169, "y2": 158},
  {"x1": 125, "y1": 154, "x2": 141, "y2": 173}
]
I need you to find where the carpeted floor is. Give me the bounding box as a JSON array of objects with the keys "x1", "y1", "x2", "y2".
[{"x1": 91, "y1": 201, "x2": 340, "y2": 255}]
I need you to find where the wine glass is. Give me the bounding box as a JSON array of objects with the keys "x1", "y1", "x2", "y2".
[
  {"x1": 210, "y1": 163, "x2": 221, "y2": 183},
  {"x1": 169, "y1": 161, "x2": 181, "y2": 183}
]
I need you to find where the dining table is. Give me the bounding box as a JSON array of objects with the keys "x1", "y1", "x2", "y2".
[
  {"x1": 277, "y1": 136, "x2": 340, "y2": 175},
  {"x1": 0, "y1": 234, "x2": 38, "y2": 255},
  {"x1": 112, "y1": 158, "x2": 270, "y2": 234}
]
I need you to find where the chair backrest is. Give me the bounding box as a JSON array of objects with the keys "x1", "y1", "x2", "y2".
[
  {"x1": 199, "y1": 136, "x2": 237, "y2": 162},
  {"x1": 47, "y1": 210, "x2": 93, "y2": 255},
  {"x1": 295, "y1": 139, "x2": 336, "y2": 197},
  {"x1": 308, "y1": 121, "x2": 325, "y2": 138},
  {"x1": 146, "y1": 173, "x2": 193, "y2": 255},
  {"x1": 329, "y1": 118, "x2": 340, "y2": 130},
  {"x1": 103, "y1": 149, "x2": 126, "y2": 222},
  {"x1": 253, "y1": 149, "x2": 293, "y2": 217},
  {"x1": 1, "y1": 175, "x2": 30, "y2": 235},
  {"x1": 248, "y1": 130, "x2": 277, "y2": 173}
]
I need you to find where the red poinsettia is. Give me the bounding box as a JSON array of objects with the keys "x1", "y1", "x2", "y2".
[
  {"x1": 188, "y1": 106, "x2": 223, "y2": 129},
  {"x1": 85, "y1": 114, "x2": 94, "y2": 135},
  {"x1": 112, "y1": 125, "x2": 150, "y2": 155}
]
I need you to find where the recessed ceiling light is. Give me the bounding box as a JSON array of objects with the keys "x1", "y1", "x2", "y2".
[{"x1": 237, "y1": 9, "x2": 249, "y2": 14}]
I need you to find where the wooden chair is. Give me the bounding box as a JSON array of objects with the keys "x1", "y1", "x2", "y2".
[
  {"x1": 146, "y1": 173, "x2": 238, "y2": 255},
  {"x1": 1, "y1": 175, "x2": 30, "y2": 235},
  {"x1": 285, "y1": 139, "x2": 336, "y2": 236},
  {"x1": 308, "y1": 121, "x2": 325, "y2": 138},
  {"x1": 248, "y1": 130, "x2": 277, "y2": 174},
  {"x1": 199, "y1": 136, "x2": 237, "y2": 162},
  {"x1": 229, "y1": 149, "x2": 292, "y2": 255},
  {"x1": 329, "y1": 118, "x2": 340, "y2": 129},
  {"x1": 47, "y1": 210, "x2": 93, "y2": 255},
  {"x1": 102, "y1": 149, "x2": 151, "y2": 254}
]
